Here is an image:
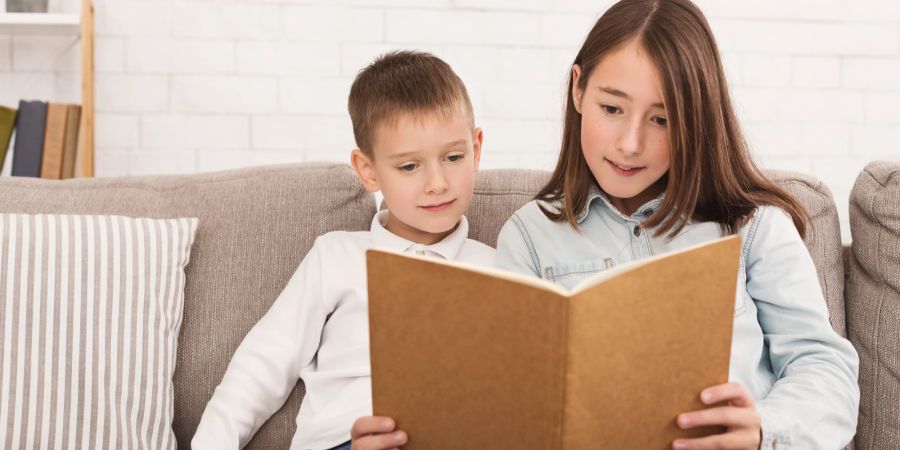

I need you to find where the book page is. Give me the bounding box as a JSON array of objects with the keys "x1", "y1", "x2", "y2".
[
  {"x1": 562, "y1": 235, "x2": 740, "y2": 447},
  {"x1": 368, "y1": 249, "x2": 569, "y2": 449}
]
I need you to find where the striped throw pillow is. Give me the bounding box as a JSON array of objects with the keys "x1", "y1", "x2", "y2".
[{"x1": 0, "y1": 214, "x2": 198, "y2": 450}]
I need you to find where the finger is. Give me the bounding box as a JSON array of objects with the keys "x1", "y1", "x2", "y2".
[
  {"x1": 677, "y1": 406, "x2": 759, "y2": 430},
  {"x1": 350, "y1": 416, "x2": 396, "y2": 439},
  {"x1": 352, "y1": 431, "x2": 407, "y2": 450},
  {"x1": 672, "y1": 430, "x2": 758, "y2": 450},
  {"x1": 700, "y1": 383, "x2": 754, "y2": 407}
]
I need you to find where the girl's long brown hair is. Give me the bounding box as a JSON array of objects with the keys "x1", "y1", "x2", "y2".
[{"x1": 538, "y1": 0, "x2": 808, "y2": 238}]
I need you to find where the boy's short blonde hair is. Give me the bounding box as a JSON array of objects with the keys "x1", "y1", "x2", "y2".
[{"x1": 348, "y1": 50, "x2": 474, "y2": 157}]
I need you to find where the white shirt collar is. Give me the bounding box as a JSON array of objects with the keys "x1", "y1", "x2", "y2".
[{"x1": 369, "y1": 210, "x2": 470, "y2": 260}]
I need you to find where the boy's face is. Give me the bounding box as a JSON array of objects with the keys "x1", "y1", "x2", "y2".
[{"x1": 351, "y1": 107, "x2": 483, "y2": 245}]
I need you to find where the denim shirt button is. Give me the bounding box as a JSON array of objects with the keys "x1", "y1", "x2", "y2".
[{"x1": 633, "y1": 226, "x2": 642, "y2": 237}]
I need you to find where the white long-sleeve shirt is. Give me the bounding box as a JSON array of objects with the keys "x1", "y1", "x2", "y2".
[{"x1": 192, "y1": 211, "x2": 496, "y2": 450}]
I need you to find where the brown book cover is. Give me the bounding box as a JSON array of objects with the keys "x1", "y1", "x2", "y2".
[
  {"x1": 40, "y1": 103, "x2": 69, "y2": 179},
  {"x1": 60, "y1": 104, "x2": 82, "y2": 179},
  {"x1": 368, "y1": 235, "x2": 740, "y2": 449},
  {"x1": 0, "y1": 105, "x2": 15, "y2": 172}
]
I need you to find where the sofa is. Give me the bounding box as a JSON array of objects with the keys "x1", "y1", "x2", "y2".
[{"x1": 0, "y1": 160, "x2": 897, "y2": 449}]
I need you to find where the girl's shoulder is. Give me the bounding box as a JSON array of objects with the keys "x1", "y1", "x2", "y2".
[
  {"x1": 738, "y1": 204, "x2": 806, "y2": 261},
  {"x1": 498, "y1": 199, "x2": 583, "y2": 252},
  {"x1": 507, "y1": 198, "x2": 565, "y2": 227}
]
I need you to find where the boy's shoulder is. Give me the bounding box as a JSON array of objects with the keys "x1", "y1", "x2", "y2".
[
  {"x1": 458, "y1": 237, "x2": 497, "y2": 266},
  {"x1": 311, "y1": 229, "x2": 371, "y2": 256}
]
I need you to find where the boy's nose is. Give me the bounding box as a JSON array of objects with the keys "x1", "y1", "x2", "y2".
[{"x1": 424, "y1": 167, "x2": 449, "y2": 194}]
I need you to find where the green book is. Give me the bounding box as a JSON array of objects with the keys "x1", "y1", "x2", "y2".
[{"x1": 0, "y1": 106, "x2": 16, "y2": 173}]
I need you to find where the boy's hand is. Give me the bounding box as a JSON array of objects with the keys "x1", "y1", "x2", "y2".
[
  {"x1": 672, "y1": 382, "x2": 761, "y2": 450},
  {"x1": 351, "y1": 416, "x2": 408, "y2": 450}
]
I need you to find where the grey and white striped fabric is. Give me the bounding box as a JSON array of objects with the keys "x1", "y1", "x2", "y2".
[{"x1": 0, "y1": 214, "x2": 198, "y2": 450}]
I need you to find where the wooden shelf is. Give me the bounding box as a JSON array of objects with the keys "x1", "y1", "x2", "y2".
[
  {"x1": 0, "y1": 13, "x2": 81, "y2": 34},
  {"x1": 0, "y1": 1, "x2": 94, "y2": 177}
]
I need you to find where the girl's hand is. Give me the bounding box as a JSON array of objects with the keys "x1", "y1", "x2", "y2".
[
  {"x1": 350, "y1": 416, "x2": 407, "y2": 450},
  {"x1": 672, "y1": 382, "x2": 761, "y2": 450}
]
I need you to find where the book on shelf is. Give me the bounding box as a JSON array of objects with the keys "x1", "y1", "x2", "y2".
[
  {"x1": 40, "y1": 103, "x2": 81, "y2": 179},
  {"x1": 367, "y1": 235, "x2": 741, "y2": 449},
  {"x1": 11, "y1": 100, "x2": 48, "y2": 178},
  {"x1": 0, "y1": 106, "x2": 15, "y2": 173},
  {"x1": 60, "y1": 104, "x2": 82, "y2": 179}
]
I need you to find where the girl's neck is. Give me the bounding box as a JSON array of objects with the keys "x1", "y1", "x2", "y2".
[{"x1": 607, "y1": 178, "x2": 667, "y2": 217}]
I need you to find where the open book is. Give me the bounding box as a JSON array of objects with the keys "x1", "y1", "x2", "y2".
[{"x1": 367, "y1": 235, "x2": 741, "y2": 449}]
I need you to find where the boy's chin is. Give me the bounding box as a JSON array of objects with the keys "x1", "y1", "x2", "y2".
[{"x1": 412, "y1": 221, "x2": 459, "y2": 236}]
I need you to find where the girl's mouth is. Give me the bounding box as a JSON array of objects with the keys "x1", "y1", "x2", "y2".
[{"x1": 606, "y1": 158, "x2": 645, "y2": 177}]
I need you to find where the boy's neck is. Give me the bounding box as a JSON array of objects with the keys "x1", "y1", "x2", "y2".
[{"x1": 384, "y1": 212, "x2": 460, "y2": 245}]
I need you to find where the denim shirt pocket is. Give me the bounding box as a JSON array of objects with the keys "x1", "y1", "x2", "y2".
[{"x1": 543, "y1": 258, "x2": 616, "y2": 291}]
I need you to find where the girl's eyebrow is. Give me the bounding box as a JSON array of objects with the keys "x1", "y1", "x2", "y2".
[{"x1": 597, "y1": 85, "x2": 665, "y2": 109}]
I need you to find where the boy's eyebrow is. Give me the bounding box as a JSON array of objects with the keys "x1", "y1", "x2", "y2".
[
  {"x1": 388, "y1": 151, "x2": 418, "y2": 160},
  {"x1": 597, "y1": 85, "x2": 665, "y2": 109},
  {"x1": 388, "y1": 140, "x2": 469, "y2": 160},
  {"x1": 442, "y1": 139, "x2": 468, "y2": 149}
]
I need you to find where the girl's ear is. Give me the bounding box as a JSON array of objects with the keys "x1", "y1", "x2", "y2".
[
  {"x1": 350, "y1": 149, "x2": 380, "y2": 193},
  {"x1": 571, "y1": 64, "x2": 584, "y2": 114}
]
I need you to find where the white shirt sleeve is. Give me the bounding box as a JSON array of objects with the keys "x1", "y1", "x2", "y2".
[{"x1": 192, "y1": 239, "x2": 329, "y2": 449}]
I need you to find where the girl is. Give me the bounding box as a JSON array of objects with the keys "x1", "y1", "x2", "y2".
[{"x1": 496, "y1": 1, "x2": 859, "y2": 449}]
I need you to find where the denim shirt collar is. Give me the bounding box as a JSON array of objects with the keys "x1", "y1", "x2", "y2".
[{"x1": 576, "y1": 183, "x2": 666, "y2": 225}]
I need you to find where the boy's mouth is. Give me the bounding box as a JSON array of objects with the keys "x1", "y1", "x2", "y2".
[
  {"x1": 606, "y1": 158, "x2": 645, "y2": 176},
  {"x1": 420, "y1": 200, "x2": 455, "y2": 212}
]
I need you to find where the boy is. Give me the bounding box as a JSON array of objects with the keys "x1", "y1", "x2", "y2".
[{"x1": 192, "y1": 51, "x2": 494, "y2": 450}]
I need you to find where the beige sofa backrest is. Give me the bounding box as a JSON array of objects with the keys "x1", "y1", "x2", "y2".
[
  {"x1": 0, "y1": 164, "x2": 848, "y2": 449},
  {"x1": 847, "y1": 161, "x2": 900, "y2": 450},
  {"x1": 0, "y1": 163, "x2": 376, "y2": 448}
]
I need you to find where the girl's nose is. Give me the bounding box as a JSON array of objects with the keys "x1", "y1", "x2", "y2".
[{"x1": 617, "y1": 119, "x2": 643, "y2": 156}]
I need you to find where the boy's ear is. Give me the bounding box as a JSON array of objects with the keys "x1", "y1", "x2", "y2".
[
  {"x1": 350, "y1": 149, "x2": 379, "y2": 193},
  {"x1": 472, "y1": 127, "x2": 483, "y2": 172},
  {"x1": 571, "y1": 64, "x2": 584, "y2": 114}
]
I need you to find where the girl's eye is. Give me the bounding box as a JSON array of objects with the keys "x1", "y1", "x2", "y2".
[
  {"x1": 398, "y1": 163, "x2": 417, "y2": 172},
  {"x1": 600, "y1": 104, "x2": 621, "y2": 115},
  {"x1": 652, "y1": 116, "x2": 668, "y2": 127}
]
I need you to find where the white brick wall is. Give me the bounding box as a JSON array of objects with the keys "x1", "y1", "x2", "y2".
[{"x1": 3, "y1": 0, "x2": 900, "y2": 242}]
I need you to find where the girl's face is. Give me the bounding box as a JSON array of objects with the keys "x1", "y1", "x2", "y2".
[{"x1": 572, "y1": 39, "x2": 671, "y2": 217}]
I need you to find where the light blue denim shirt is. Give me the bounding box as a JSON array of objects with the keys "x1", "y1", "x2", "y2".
[{"x1": 495, "y1": 184, "x2": 859, "y2": 450}]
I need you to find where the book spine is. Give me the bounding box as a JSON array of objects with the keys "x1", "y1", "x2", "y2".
[
  {"x1": 0, "y1": 106, "x2": 16, "y2": 173},
  {"x1": 60, "y1": 105, "x2": 82, "y2": 179},
  {"x1": 11, "y1": 100, "x2": 49, "y2": 178},
  {"x1": 40, "y1": 103, "x2": 69, "y2": 180}
]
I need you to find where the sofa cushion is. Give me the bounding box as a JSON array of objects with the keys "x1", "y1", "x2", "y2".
[
  {"x1": 0, "y1": 163, "x2": 376, "y2": 449},
  {"x1": 0, "y1": 213, "x2": 197, "y2": 450},
  {"x1": 767, "y1": 170, "x2": 848, "y2": 337},
  {"x1": 469, "y1": 169, "x2": 847, "y2": 336},
  {"x1": 846, "y1": 161, "x2": 900, "y2": 450},
  {"x1": 467, "y1": 169, "x2": 551, "y2": 248}
]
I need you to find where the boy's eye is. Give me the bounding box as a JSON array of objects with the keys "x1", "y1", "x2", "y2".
[
  {"x1": 652, "y1": 116, "x2": 668, "y2": 127},
  {"x1": 398, "y1": 163, "x2": 417, "y2": 172},
  {"x1": 446, "y1": 154, "x2": 464, "y2": 162},
  {"x1": 600, "y1": 104, "x2": 621, "y2": 115}
]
